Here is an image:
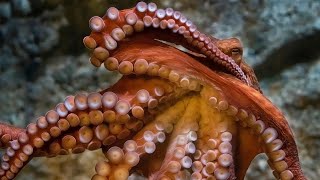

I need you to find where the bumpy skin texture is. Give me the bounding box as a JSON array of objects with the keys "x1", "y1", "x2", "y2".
[
  {"x1": 0, "y1": 2, "x2": 305, "y2": 180},
  {"x1": 214, "y1": 38, "x2": 261, "y2": 93}
]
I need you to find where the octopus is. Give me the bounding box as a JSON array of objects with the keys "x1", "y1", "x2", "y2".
[{"x1": 0, "y1": 2, "x2": 306, "y2": 180}]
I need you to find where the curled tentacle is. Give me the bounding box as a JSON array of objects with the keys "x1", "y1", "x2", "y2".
[{"x1": 84, "y1": 2, "x2": 250, "y2": 85}]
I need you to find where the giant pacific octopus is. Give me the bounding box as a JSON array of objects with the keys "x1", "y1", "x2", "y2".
[{"x1": 0, "y1": 2, "x2": 306, "y2": 180}]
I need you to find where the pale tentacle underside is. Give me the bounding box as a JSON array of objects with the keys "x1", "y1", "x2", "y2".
[{"x1": 0, "y1": 2, "x2": 305, "y2": 180}]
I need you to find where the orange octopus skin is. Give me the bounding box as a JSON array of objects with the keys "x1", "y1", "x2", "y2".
[{"x1": 0, "y1": 2, "x2": 306, "y2": 180}]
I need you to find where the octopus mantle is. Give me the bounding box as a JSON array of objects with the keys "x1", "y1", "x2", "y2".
[{"x1": 0, "y1": 2, "x2": 305, "y2": 180}]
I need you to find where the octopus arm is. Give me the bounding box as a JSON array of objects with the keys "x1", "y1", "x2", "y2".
[
  {"x1": 217, "y1": 75, "x2": 306, "y2": 180},
  {"x1": 0, "y1": 123, "x2": 25, "y2": 148}
]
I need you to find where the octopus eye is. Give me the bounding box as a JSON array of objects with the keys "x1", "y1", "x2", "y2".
[{"x1": 231, "y1": 48, "x2": 241, "y2": 55}]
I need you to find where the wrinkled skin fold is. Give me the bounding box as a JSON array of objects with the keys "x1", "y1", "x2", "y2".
[{"x1": 0, "y1": 2, "x2": 305, "y2": 180}]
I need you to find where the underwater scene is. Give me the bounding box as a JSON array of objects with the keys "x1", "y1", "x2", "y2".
[{"x1": 0, "y1": 0, "x2": 319, "y2": 179}]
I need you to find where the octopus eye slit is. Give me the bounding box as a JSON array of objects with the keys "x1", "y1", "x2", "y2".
[{"x1": 231, "y1": 48, "x2": 241, "y2": 55}]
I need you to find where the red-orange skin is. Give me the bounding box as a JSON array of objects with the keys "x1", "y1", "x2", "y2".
[
  {"x1": 0, "y1": 4, "x2": 306, "y2": 180},
  {"x1": 109, "y1": 35, "x2": 305, "y2": 179},
  {"x1": 0, "y1": 123, "x2": 25, "y2": 148}
]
